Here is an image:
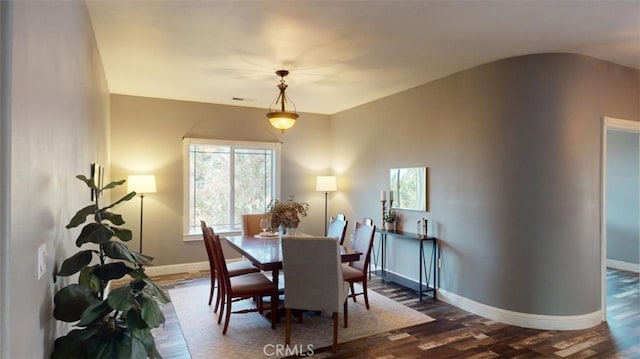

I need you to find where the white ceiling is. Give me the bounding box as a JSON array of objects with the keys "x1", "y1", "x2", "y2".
[{"x1": 87, "y1": 0, "x2": 640, "y2": 115}]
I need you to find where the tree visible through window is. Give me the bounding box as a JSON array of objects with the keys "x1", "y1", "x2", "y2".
[{"x1": 184, "y1": 138, "x2": 280, "y2": 235}]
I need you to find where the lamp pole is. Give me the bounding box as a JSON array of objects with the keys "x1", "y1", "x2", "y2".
[
  {"x1": 139, "y1": 193, "x2": 145, "y2": 253},
  {"x1": 323, "y1": 191, "x2": 329, "y2": 236},
  {"x1": 316, "y1": 176, "x2": 337, "y2": 236}
]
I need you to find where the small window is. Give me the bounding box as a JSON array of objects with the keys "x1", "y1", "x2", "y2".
[{"x1": 183, "y1": 138, "x2": 280, "y2": 237}]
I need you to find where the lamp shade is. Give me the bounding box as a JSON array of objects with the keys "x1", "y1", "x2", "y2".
[
  {"x1": 316, "y1": 176, "x2": 337, "y2": 192},
  {"x1": 267, "y1": 112, "x2": 298, "y2": 131},
  {"x1": 127, "y1": 175, "x2": 157, "y2": 194}
]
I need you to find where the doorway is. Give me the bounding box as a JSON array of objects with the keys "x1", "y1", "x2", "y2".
[{"x1": 601, "y1": 117, "x2": 640, "y2": 321}]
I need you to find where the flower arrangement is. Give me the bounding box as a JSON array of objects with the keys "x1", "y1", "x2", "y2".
[
  {"x1": 383, "y1": 208, "x2": 396, "y2": 223},
  {"x1": 267, "y1": 196, "x2": 309, "y2": 229}
]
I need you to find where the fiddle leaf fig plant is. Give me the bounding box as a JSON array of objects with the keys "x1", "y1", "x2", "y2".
[{"x1": 52, "y1": 174, "x2": 169, "y2": 359}]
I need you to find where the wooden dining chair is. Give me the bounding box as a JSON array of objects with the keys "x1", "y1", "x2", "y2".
[
  {"x1": 209, "y1": 232, "x2": 279, "y2": 335},
  {"x1": 327, "y1": 214, "x2": 348, "y2": 245},
  {"x1": 342, "y1": 218, "x2": 376, "y2": 309},
  {"x1": 282, "y1": 236, "x2": 349, "y2": 354},
  {"x1": 200, "y1": 221, "x2": 259, "y2": 314},
  {"x1": 242, "y1": 213, "x2": 267, "y2": 236}
]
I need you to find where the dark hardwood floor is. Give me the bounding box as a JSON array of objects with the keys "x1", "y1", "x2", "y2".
[{"x1": 151, "y1": 268, "x2": 639, "y2": 358}]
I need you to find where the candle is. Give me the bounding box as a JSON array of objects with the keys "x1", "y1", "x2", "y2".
[
  {"x1": 389, "y1": 190, "x2": 394, "y2": 201},
  {"x1": 380, "y1": 190, "x2": 386, "y2": 201}
]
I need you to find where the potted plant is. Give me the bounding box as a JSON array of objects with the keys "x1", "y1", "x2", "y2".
[
  {"x1": 383, "y1": 208, "x2": 396, "y2": 231},
  {"x1": 52, "y1": 173, "x2": 169, "y2": 359},
  {"x1": 267, "y1": 196, "x2": 309, "y2": 235}
]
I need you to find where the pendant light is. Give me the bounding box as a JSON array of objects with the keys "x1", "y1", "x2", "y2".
[{"x1": 266, "y1": 70, "x2": 298, "y2": 132}]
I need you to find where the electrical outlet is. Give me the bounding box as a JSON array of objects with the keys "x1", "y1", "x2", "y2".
[{"x1": 37, "y1": 244, "x2": 46, "y2": 280}]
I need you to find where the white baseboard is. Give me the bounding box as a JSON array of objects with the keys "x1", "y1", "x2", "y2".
[
  {"x1": 607, "y1": 259, "x2": 640, "y2": 273},
  {"x1": 437, "y1": 288, "x2": 602, "y2": 330},
  {"x1": 144, "y1": 261, "x2": 209, "y2": 277}
]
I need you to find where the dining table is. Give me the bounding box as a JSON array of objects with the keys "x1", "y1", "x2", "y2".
[{"x1": 224, "y1": 234, "x2": 362, "y2": 289}]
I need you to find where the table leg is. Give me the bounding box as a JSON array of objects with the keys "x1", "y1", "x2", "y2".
[{"x1": 419, "y1": 240, "x2": 423, "y2": 301}]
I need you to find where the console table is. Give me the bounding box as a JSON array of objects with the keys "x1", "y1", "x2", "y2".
[{"x1": 374, "y1": 228, "x2": 438, "y2": 301}]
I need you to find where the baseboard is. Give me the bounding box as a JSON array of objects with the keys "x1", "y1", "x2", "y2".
[
  {"x1": 607, "y1": 259, "x2": 640, "y2": 273},
  {"x1": 144, "y1": 258, "x2": 247, "y2": 277},
  {"x1": 437, "y1": 288, "x2": 602, "y2": 330},
  {"x1": 144, "y1": 261, "x2": 209, "y2": 277}
]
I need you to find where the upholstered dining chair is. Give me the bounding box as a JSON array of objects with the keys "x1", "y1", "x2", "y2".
[
  {"x1": 209, "y1": 232, "x2": 279, "y2": 335},
  {"x1": 200, "y1": 221, "x2": 259, "y2": 313},
  {"x1": 342, "y1": 218, "x2": 376, "y2": 309},
  {"x1": 282, "y1": 236, "x2": 349, "y2": 354},
  {"x1": 327, "y1": 214, "x2": 348, "y2": 245},
  {"x1": 242, "y1": 213, "x2": 267, "y2": 236}
]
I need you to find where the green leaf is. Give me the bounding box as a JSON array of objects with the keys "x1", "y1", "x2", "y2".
[
  {"x1": 53, "y1": 284, "x2": 98, "y2": 322},
  {"x1": 94, "y1": 262, "x2": 133, "y2": 282},
  {"x1": 87, "y1": 325, "x2": 132, "y2": 359},
  {"x1": 79, "y1": 266, "x2": 102, "y2": 294},
  {"x1": 131, "y1": 332, "x2": 156, "y2": 359},
  {"x1": 77, "y1": 300, "x2": 113, "y2": 327},
  {"x1": 76, "y1": 174, "x2": 98, "y2": 191},
  {"x1": 66, "y1": 204, "x2": 97, "y2": 229},
  {"x1": 143, "y1": 279, "x2": 171, "y2": 304},
  {"x1": 102, "y1": 191, "x2": 137, "y2": 211},
  {"x1": 52, "y1": 327, "x2": 98, "y2": 359},
  {"x1": 111, "y1": 226, "x2": 133, "y2": 242},
  {"x1": 100, "y1": 210, "x2": 126, "y2": 225},
  {"x1": 107, "y1": 285, "x2": 134, "y2": 312},
  {"x1": 140, "y1": 295, "x2": 165, "y2": 328},
  {"x1": 57, "y1": 250, "x2": 94, "y2": 276},
  {"x1": 126, "y1": 308, "x2": 151, "y2": 338},
  {"x1": 101, "y1": 179, "x2": 126, "y2": 191},
  {"x1": 130, "y1": 251, "x2": 154, "y2": 266},
  {"x1": 76, "y1": 223, "x2": 114, "y2": 246},
  {"x1": 103, "y1": 241, "x2": 137, "y2": 263}
]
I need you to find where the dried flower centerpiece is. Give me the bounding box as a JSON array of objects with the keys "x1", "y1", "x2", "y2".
[{"x1": 267, "y1": 196, "x2": 309, "y2": 231}]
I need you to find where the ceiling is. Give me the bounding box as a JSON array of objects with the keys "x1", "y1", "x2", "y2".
[{"x1": 86, "y1": 0, "x2": 640, "y2": 115}]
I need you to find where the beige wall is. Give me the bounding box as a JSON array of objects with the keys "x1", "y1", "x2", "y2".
[
  {"x1": 110, "y1": 95, "x2": 332, "y2": 265},
  {"x1": 2, "y1": 1, "x2": 110, "y2": 357}
]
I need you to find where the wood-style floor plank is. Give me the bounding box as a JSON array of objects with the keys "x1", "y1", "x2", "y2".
[{"x1": 150, "y1": 268, "x2": 639, "y2": 358}]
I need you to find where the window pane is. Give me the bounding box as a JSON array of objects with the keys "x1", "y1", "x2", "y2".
[
  {"x1": 189, "y1": 144, "x2": 230, "y2": 233},
  {"x1": 234, "y1": 148, "x2": 274, "y2": 226},
  {"x1": 185, "y1": 140, "x2": 278, "y2": 235}
]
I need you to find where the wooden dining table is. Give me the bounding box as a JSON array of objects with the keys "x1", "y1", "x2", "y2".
[{"x1": 224, "y1": 234, "x2": 362, "y2": 289}]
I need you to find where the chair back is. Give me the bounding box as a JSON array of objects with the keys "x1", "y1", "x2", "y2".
[
  {"x1": 327, "y1": 214, "x2": 348, "y2": 245},
  {"x1": 282, "y1": 236, "x2": 347, "y2": 313},
  {"x1": 209, "y1": 233, "x2": 231, "y2": 293},
  {"x1": 242, "y1": 213, "x2": 267, "y2": 236},
  {"x1": 200, "y1": 220, "x2": 217, "y2": 275},
  {"x1": 348, "y1": 218, "x2": 376, "y2": 273}
]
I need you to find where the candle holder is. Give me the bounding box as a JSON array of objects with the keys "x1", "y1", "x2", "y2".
[{"x1": 381, "y1": 199, "x2": 386, "y2": 226}]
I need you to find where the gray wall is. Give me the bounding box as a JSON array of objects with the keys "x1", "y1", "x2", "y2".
[
  {"x1": 109, "y1": 95, "x2": 333, "y2": 265},
  {"x1": 2, "y1": 1, "x2": 110, "y2": 358},
  {"x1": 110, "y1": 54, "x2": 639, "y2": 320},
  {"x1": 331, "y1": 53, "x2": 639, "y2": 316},
  {"x1": 607, "y1": 130, "x2": 640, "y2": 265}
]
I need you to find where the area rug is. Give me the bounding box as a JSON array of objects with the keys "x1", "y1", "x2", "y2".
[{"x1": 170, "y1": 284, "x2": 435, "y2": 358}]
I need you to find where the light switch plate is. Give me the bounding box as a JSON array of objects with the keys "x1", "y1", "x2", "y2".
[{"x1": 37, "y1": 243, "x2": 46, "y2": 280}]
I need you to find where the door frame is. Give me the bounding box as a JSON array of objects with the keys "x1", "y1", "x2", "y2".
[{"x1": 601, "y1": 116, "x2": 640, "y2": 321}]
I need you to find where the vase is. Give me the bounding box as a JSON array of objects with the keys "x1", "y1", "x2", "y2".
[
  {"x1": 278, "y1": 225, "x2": 298, "y2": 237},
  {"x1": 284, "y1": 226, "x2": 298, "y2": 236},
  {"x1": 384, "y1": 222, "x2": 394, "y2": 231}
]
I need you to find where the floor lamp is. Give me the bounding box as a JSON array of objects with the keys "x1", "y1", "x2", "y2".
[
  {"x1": 127, "y1": 175, "x2": 157, "y2": 254},
  {"x1": 316, "y1": 176, "x2": 337, "y2": 236}
]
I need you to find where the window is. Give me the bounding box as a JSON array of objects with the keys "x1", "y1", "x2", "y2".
[{"x1": 183, "y1": 138, "x2": 280, "y2": 238}]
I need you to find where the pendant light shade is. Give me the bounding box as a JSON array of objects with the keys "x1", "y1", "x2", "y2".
[{"x1": 266, "y1": 70, "x2": 298, "y2": 132}]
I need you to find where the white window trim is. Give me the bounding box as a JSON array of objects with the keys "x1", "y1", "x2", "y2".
[{"x1": 182, "y1": 138, "x2": 281, "y2": 241}]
